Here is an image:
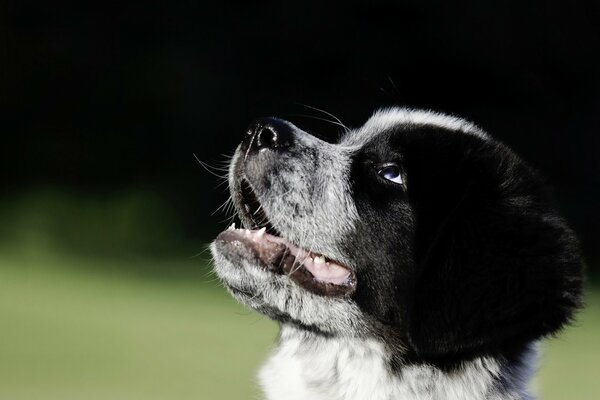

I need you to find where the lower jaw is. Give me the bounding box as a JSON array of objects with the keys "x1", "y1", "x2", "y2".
[{"x1": 225, "y1": 283, "x2": 345, "y2": 336}]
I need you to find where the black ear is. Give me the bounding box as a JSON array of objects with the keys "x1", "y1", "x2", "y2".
[{"x1": 401, "y1": 129, "x2": 583, "y2": 360}]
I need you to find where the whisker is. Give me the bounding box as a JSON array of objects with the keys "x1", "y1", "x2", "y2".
[
  {"x1": 296, "y1": 103, "x2": 350, "y2": 133},
  {"x1": 212, "y1": 196, "x2": 234, "y2": 216},
  {"x1": 193, "y1": 153, "x2": 229, "y2": 179},
  {"x1": 286, "y1": 113, "x2": 349, "y2": 133},
  {"x1": 218, "y1": 214, "x2": 238, "y2": 224}
]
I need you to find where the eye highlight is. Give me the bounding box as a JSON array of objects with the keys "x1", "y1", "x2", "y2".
[{"x1": 377, "y1": 164, "x2": 403, "y2": 185}]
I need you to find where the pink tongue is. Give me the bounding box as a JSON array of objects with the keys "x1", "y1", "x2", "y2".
[
  {"x1": 263, "y1": 232, "x2": 351, "y2": 285},
  {"x1": 303, "y1": 257, "x2": 351, "y2": 285}
]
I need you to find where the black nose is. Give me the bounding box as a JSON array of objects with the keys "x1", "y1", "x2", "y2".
[{"x1": 243, "y1": 117, "x2": 292, "y2": 153}]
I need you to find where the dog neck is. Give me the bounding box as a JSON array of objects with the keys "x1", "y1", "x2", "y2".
[{"x1": 259, "y1": 325, "x2": 536, "y2": 400}]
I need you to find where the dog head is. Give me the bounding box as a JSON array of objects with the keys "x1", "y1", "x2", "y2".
[{"x1": 210, "y1": 108, "x2": 583, "y2": 361}]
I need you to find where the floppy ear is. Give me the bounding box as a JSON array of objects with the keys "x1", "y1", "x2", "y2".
[{"x1": 401, "y1": 129, "x2": 583, "y2": 360}]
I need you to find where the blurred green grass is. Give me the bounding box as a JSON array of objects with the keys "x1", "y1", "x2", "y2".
[
  {"x1": 0, "y1": 250, "x2": 277, "y2": 400},
  {"x1": 0, "y1": 249, "x2": 598, "y2": 400}
]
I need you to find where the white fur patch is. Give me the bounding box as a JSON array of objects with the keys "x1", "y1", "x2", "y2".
[
  {"x1": 259, "y1": 326, "x2": 534, "y2": 400},
  {"x1": 342, "y1": 107, "x2": 488, "y2": 149}
]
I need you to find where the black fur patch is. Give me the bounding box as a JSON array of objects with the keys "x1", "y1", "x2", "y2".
[{"x1": 345, "y1": 125, "x2": 583, "y2": 364}]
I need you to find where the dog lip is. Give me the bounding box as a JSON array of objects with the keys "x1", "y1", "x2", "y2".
[
  {"x1": 216, "y1": 227, "x2": 356, "y2": 297},
  {"x1": 216, "y1": 228, "x2": 288, "y2": 274}
]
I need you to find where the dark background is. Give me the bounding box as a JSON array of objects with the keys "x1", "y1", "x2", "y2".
[{"x1": 2, "y1": 1, "x2": 599, "y2": 268}]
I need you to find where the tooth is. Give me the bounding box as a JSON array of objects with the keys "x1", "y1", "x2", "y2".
[
  {"x1": 257, "y1": 227, "x2": 266, "y2": 237},
  {"x1": 314, "y1": 255, "x2": 326, "y2": 265},
  {"x1": 228, "y1": 223, "x2": 236, "y2": 230}
]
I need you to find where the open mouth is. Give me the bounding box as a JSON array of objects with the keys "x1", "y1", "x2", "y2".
[
  {"x1": 216, "y1": 179, "x2": 356, "y2": 297},
  {"x1": 239, "y1": 179, "x2": 279, "y2": 236}
]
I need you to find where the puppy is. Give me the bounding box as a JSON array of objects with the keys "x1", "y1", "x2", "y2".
[{"x1": 210, "y1": 108, "x2": 583, "y2": 400}]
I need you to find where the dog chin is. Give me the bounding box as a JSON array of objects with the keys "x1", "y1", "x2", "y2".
[{"x1": 210, "y1": 229, "x2": 369, "y2": 335}]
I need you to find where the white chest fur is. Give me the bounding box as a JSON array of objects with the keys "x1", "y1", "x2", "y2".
[{"x1": 259, "y1": 326, "x2": 535, "y2": 400}]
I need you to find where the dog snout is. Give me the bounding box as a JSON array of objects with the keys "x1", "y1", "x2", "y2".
[{"x1": 242, "y1": 117, "x2": 293, "y2": 154}]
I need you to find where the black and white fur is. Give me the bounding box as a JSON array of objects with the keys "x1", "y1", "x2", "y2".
[{"x1": 210, "y1": 108, "x2": 583, "y2": 400}]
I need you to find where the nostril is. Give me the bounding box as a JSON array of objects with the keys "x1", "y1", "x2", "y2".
[
  {"x1": 243, "y1": 117, "x2": 292, "y2": 153},
  {"x1": 257, "y1": 126, "x2": 278, "y2": 149}
]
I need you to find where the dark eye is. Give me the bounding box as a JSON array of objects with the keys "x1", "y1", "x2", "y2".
[{"x1": 377, "y1": 164, "x2": 403, "y2": 185}]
